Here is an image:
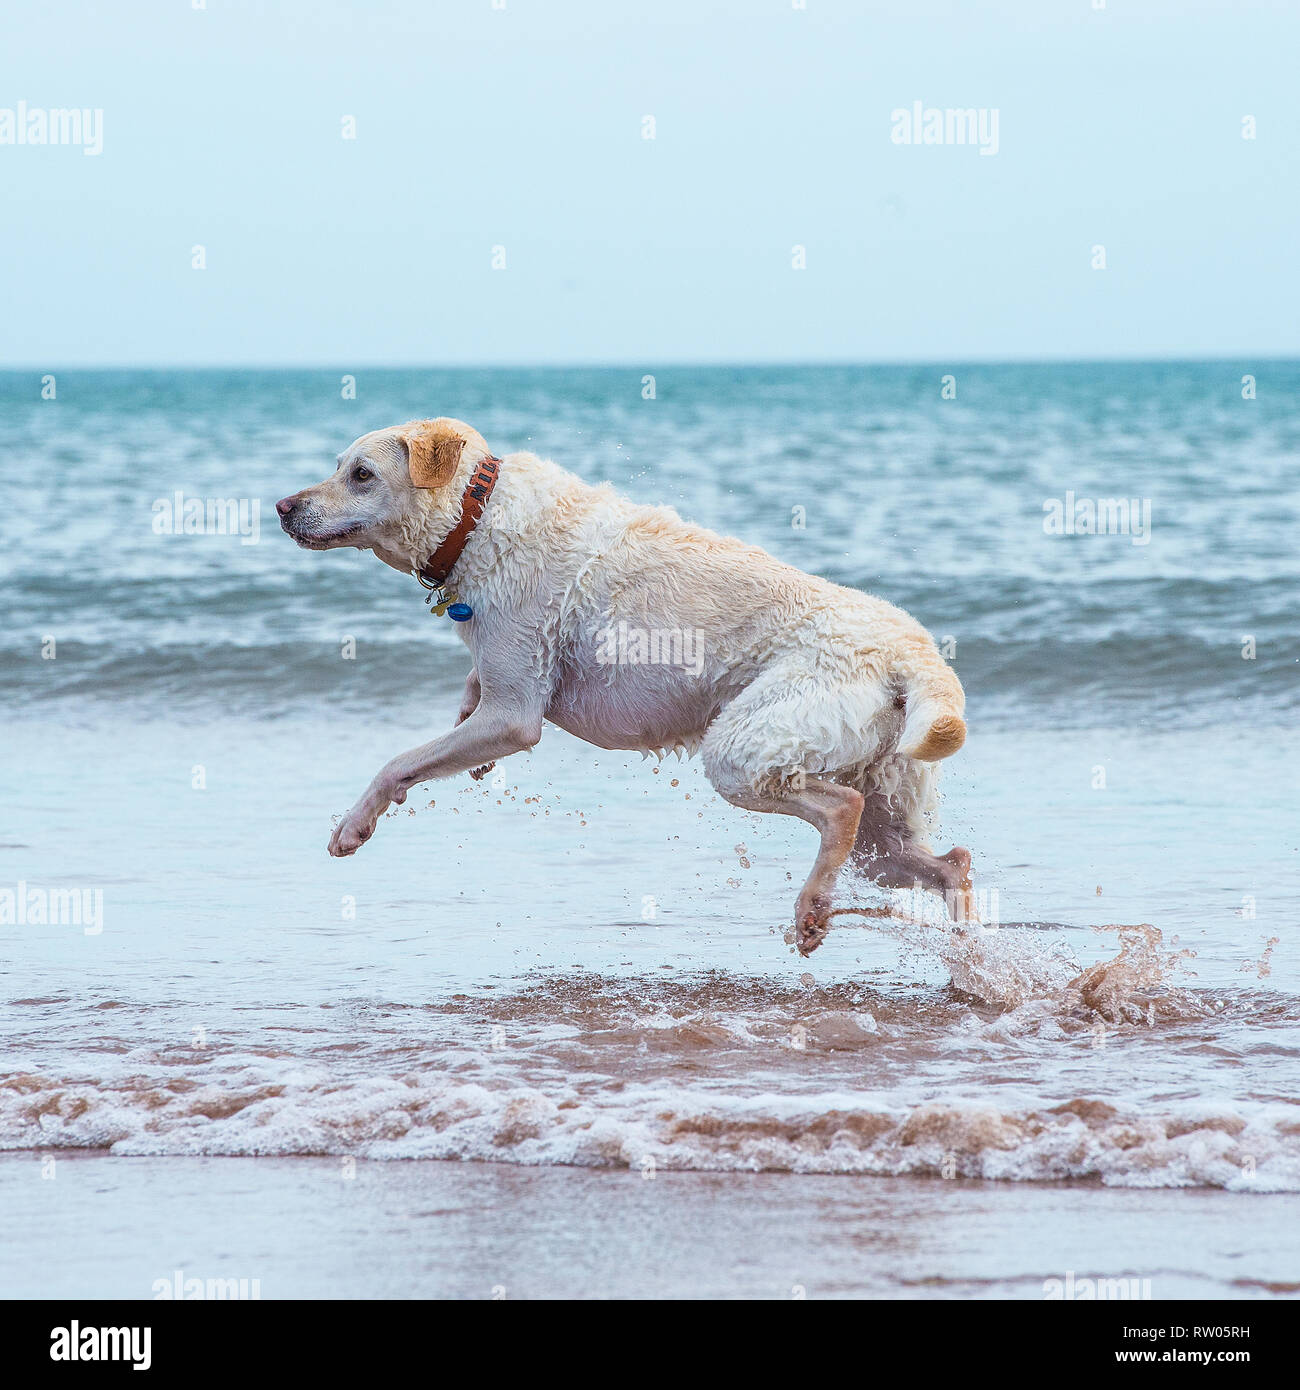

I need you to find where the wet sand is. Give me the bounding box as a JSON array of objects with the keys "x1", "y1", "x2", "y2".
[{"x1": 4, "y1": 1153, "x2": 1297, "y2": 1300}]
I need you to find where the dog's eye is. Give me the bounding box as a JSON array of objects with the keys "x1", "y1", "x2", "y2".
[{"x1": 353, "y1": 466, "x2": 373, "y2": 482}]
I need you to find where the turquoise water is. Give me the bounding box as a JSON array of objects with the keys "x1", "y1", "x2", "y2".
[{"x1": 3, "y1": 363, "x2": 1297, "y2": 722}]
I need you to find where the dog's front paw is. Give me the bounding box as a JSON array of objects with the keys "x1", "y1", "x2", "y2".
[{"x1": 328, "y1": 802, "x2": 382, "y2": 857}]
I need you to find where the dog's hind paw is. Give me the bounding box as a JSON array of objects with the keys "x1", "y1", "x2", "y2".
[
  {"x1": 940, "y1": 848, "x2": 979, "y2": 923},
  {"x1": 793, "y1": 893, "x2": 833, "y2": 956}
]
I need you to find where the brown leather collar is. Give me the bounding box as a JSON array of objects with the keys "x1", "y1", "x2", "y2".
[{"x1": 417, "y1": 455, "x2": 501, "y2": 587}]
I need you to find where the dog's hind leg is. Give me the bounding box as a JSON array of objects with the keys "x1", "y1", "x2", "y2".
[
  {"x1": 714, "y1": 775, "x2": 865, "y2": 956},
  {"x1": 701, "y1": 684, "x2": 865, "y2": 956},
  {"x1": 849, "y1": 786, "x2": 977, "y2": 922}
]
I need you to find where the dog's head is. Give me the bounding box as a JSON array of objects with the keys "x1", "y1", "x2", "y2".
[{"x1": 277, "y1": 418, "x2": 492, "y2": 555}]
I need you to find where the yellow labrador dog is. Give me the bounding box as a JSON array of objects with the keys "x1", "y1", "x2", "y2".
[{"x1": 278, "y1": 418, "x2": 973, "y2": 954}]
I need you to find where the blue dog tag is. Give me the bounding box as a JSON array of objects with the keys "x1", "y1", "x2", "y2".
[{"x1": 447, "y1": 603, "x2": 473, "y2": 622}]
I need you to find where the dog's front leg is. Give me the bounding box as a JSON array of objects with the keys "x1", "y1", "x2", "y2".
[
  {"x1": 328, "y1": 705, "x2": 542, "y2": 858},
  {"x1": 456, "y1": 668, "x2": 482, "y2": 723},
  {"x1": 456, "y1": 668, "x2": 496, "y2": 782}
]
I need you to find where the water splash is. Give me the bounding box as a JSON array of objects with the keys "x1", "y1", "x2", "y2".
[
  {"x1": 826, "y1": 906, "x2": 1204, "y2": 1020},
  {"x1": 1064, "y1": 923, "x2": 1202, "y2": 1021},
  {"x1": 825, "y1": 904, "x2": 1076, "y2": 1009}
]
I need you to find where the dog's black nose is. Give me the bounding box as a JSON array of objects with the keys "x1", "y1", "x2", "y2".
[{"x1": 276, "y1": 495, "x2": 299, "y2": 518}]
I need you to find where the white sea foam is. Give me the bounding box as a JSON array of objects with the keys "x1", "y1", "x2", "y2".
[{"x1": 5, "y1": 1062, "x2": 1299, "y2": 1190}]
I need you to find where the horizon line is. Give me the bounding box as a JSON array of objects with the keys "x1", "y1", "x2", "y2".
[{"x1": 0, "y1": 353, "x2": 1295, "y2": 373}]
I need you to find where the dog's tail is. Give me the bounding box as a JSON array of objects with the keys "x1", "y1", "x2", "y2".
[{"x1": 895, "y1": 642, "x2": 966, "y2": 762}]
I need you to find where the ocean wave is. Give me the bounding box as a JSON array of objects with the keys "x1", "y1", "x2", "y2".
[
  {"x1": 5, "y1": 1064, "x2": 1298, "y2": 1191},
  {"x1": 2, "y1": 631, "x2": 1295, "y2": 725}
]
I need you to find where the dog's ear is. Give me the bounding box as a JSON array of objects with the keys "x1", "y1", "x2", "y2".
[{"x1": 402, "y1": 425, "x2": 465, "y2": 490}]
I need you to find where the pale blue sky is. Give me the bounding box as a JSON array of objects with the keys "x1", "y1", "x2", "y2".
[{"x1": 2, "y1": 0, "x2": 1296, "y2": 365}]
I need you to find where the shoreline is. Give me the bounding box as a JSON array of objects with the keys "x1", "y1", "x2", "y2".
[{"x1": 5, "y1": 1154, "x2": 1298, "y2": 1300}]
